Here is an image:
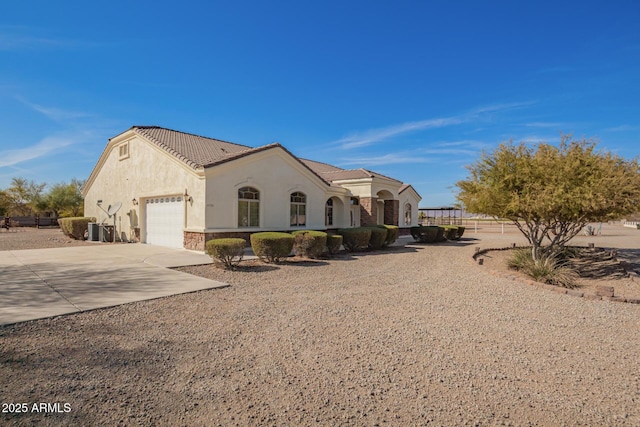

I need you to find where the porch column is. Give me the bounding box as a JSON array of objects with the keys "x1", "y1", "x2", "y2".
[
  {"x1": 384, "y1": 199, "x2": 399, "y2": 226},
  {"x1": 359, "y1": 197, "x2": 377, "y2": 226}
]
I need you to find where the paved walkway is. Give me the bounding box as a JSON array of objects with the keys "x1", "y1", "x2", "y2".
[{"x1": 0, "y1": 244, "x2": 226, "y2": 325}]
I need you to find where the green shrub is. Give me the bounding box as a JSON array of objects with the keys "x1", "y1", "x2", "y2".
[
  {"x1": 508, "y1": 248, "x2": 579, "y2": 288},
  {"x1": 376, "y1": 225, "x2": 399, "y2": 246},
  {"x1": 441, "y1": 226, "x2": 459, "y2": 241},
  {"x1": 440, "y1": 225, "x2": 465, "y2": 240},
  {"x1": 367, "y1": 226, "x2": 387, "y2": 250},
  {"x1": 58, "y1": 217, "x2": 96, "y2": 240},
  {"x1": 338, "y1": 227, "x2": 372, "y2": 252},
  {"x1": 250, "y1": 232, "x2": 295, "y2": 263},
  {"x1": 507, "y1": 248, "x2": 532, "y2": 270},
  {"x1": 410, "y1": 226, "x2": 441, "y2": 243},
  {"x1": 291, "y1": 230, "x2": 327, "y2": 259},
  {"x1": 206, "y1": 238, "x2": 246, "y2": 269},
  {"x1": 326, "y1": 234, "x2": 343, "y2": 256},
  {"x1": 410, "y1": 226, "x2": 423, "y2": 241}
]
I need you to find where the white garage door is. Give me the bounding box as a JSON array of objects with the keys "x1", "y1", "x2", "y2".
[{"x1": 145, "y1": 196, "x2": 184, "y2": 248}]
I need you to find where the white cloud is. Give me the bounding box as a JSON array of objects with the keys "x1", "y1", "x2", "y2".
[
  {"x1": 0, "y1": 27, "x2": 99, "y2": 51},
  {"x1": 333, "y1": 101, "x2": 536, "y2": 149},
  {"x1": 525, "y1": 122, "x2": 567, "y2": 128},
  {"x1": 0, "y1": 137, "x2": 75, "y2": 168},
  {"x1": 339, "y1": 152, "x2": 433, "y2": 166},
  {"x1": 468, "y1": 101, "x2": 536, "y2": 115},
  {"x1": 335, "y1": 117, "x2": 463, "y2": 149},
  {"x1": 17, "y1": 97, "x2": 93, "y2": 122},
  {"x1": 604, "y1": 125, "x2": 639, "y2": 132}
]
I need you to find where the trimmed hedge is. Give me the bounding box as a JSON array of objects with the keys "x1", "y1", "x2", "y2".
[
  {"x1": 376, "y1": 225, "x2": 399, "y2": 247},
  {"x1": 410, "y1": 225, "x2": 444, "y2": 243},
  {"x1": 441, "y1": 225, "x2": 465, "y2": 240},
  {"x1": 58, "y1": 217, "x2": 96, "y2": 240},
  {"x1": 291, "y1": 230, "x2": 327, "y2": 259},
  {"x1": 206, "y1": 238, "x2": 246, "y2": 269},
  {"x1": 250, "y1": 232, "x2": 295, "y2": 263},
  {"x1": 367, "y1": 226, "x2": 387, "y2": 250},
  {"x1": 326, "y1": 234, "x2": 343, "y2": 256},
  {"x1": 338, "y1": 227, "x2": 372, "y2": 252},
  {"x1": 441, "y1": 226, "x2": 459, "y2": 241}
]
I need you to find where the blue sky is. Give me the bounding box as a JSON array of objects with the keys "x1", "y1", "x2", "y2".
[{"x1": 1, "y1": 1, "x2": 639, "y2": 207}]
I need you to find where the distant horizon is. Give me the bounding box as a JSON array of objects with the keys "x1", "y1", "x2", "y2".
[{"x1": 1, "y1": 1, "x2": 639, "y2": 206}]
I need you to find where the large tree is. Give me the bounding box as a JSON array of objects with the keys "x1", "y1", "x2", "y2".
[{"x1": 456, "y1": 137, "x2": 640, "y2": 260}]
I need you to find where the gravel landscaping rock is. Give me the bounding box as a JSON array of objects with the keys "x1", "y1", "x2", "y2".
[
  {"x1": 0, "y1": 228, "x2": 95, "y2": 251},
  {"x1": 1, "y1": 225, "x2": 640, "y2": 426}
]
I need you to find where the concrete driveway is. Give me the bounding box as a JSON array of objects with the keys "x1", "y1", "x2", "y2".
[{"x1": 0, "y1": 244, "x2": 225, "y2": 325}]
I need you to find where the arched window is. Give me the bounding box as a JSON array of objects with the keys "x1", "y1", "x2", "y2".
[
  {"x1": 325, "y1": 198, "x2": 333, "y2": 226},
  {"x1": 238, "y1": 187, "x2": 259, "y2": 227},
  {"x1": 404, "y1": 203, "x2": 412, "y2": 226},
  {"x1": 290, "y1": 192, "x2": 306, "y2": 226}
]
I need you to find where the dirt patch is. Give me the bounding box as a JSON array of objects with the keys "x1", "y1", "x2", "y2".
[{"x1": 480, "y1": 246, "x2": 640, "y2": 299}]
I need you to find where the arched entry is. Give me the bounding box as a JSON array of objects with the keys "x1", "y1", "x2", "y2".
[
  {"x1": 376, "y1": 190, "x2": 398, "y2": 226},
  {"x1": 325, "y1": 196, "x2": 345, "y2": 228}
]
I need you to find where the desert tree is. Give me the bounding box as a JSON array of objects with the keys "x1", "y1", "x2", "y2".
[
  {"x1": 4, "y1": 178, "x2": 47, "y2": 216},
  {"x1": 42, "y1": 179, "x2": 85, "y2": 217},
  {"x1": 456, "y1": 136, "x2": 640, "y2": 260}
]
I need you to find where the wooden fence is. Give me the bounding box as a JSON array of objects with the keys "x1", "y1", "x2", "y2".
[{"x1": 3, "y1": 216, "x2": 60, "y2": 229}]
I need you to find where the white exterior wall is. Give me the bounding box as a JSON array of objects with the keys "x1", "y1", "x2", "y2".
[
  {"x1": 399, "y1": 189, "x2": 421, "y2": 227},
  {"x1": 83, "y1": 134, "x2": 206, "y2": 242},
  {"x1": 201, "y1": 148, "x2": 345, "y2": 231}
]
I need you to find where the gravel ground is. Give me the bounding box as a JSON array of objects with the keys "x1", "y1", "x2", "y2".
[
  {"x1": 0, "y1": 228, "x2": 96, "y2": 251},
  {"x1": 1, "y1": 226, "x2": 640, "y2": 426}
]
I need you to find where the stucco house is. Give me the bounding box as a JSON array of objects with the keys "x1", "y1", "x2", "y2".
[{"x1": 82, "y1": 126, "x2": 422, "y2": 250}]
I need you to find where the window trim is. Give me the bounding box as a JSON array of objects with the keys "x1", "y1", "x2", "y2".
[
  {"x1": 237, "y1": 186, "x2": 260, "y2": 228},
  {"x1": 325, "y1": 198, "x2": 334, "y2": 226},
  {"x1": 290, "y1": 191, "x2": 307, "y2": 227},
  {"x1": 404, "y1": 202, "x2": 412, "y2": 226}
]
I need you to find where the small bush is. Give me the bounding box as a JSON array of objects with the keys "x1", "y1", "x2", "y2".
[
  {"x1": 376, "y1": 225, "x2": 399, "y2": 246},
  {"x1": 410, "y1": 226, "x2": 441, "y2": 243},
  {"x1": 291, "y1": 230, "x2": 327, "y2": 259},
  {"x1": 508, "y1": 248, "x2": 579, "y2": 288},
  {"x1": 441, "y1": 226, "x2": 459, "y2": 241},
  {"x1": 410, "y1": 226, "x2": 423, "y2": 241},
  {"x1": 338, "y1": 228, "x2": 372, "y2": 252},
  {"x1": 206, "y1": 238, "x2": 246, "y2": 269},
  {"x1": 441, "y1": 225, "x2": 465, "y2": 240},
  {"x1": 58, "y1": 217, "x2": 96, "y2": 240},
  {"x1": 507, "y1": 248, "x2": 532, "y2": 270},
  {"x1": 367, "y1": 227, "x2": 387, "y2": 250},
  {"x1": 250, "y1": 232, "x2": 295, "y2": 263},
  {"x1": 326, "y1": 234, "x2": 343, "y2": 256}
]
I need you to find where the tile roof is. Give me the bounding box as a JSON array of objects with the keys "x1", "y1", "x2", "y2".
[
  {"x1": 129, "y1": 126, "x2": 401, "y2": 186},
  {"x1": 301, "y1": 159, "x2": 402, "y2": 184},
  {"x1": 131, "y1": 126, "x2": 252, "y2": 169},
  {"x1": 300, "y1": 158, "x2": 344, "y2": 174},
  {"x1": 130, "y1": 126, "x2": 330, "y2": 185},
  {"x1": 313, "y1": 168, "x2": 402, "y2": 184}
]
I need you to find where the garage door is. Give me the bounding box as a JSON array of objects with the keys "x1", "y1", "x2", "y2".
[{"x1": 145, "y1": 196, "x2": 184, "y2": 248}]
